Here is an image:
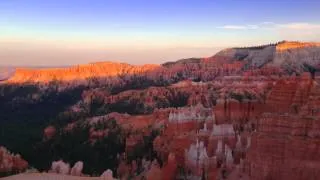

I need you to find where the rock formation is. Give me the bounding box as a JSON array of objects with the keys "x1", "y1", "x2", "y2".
[
  {"x1": 184, "y1": 139, "x2": 215, "y2": 178},
  {"x1": 246, "y1": 114, "x2": 320, "y2": 180},
  {"x1": 0, "y1": 147, "x2": 28, "y2": 173},
  {"x1": 70, "y1": 161, "x2": 84, "y2": 176},
  {"x1": 101, "y1": 169, "x2": 116, "y2": 180},
  {"x1": 50, "y1": 160, "x2": 70, "y2": 175},
  {"x1": 245, "y1": 73, "x2": 320, "y2": 180}
]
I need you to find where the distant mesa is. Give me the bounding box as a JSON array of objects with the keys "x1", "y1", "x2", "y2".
[
  {"x1": 3, "y1": 40, "x2": 320, "y2": 84},
  {"x1": 214, "y1": 40, "x2": 320, "y2": 71},
  {"x1": 6, "y1": 62, "x2": 160, "y2": 83}
]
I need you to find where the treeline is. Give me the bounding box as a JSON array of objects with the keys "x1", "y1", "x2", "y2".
[
  {"x1": 34, "y1": 120, "x2": 125, "y2": 175},
  {"x1": 0, "y1": 84, "x2": 86, "y2": 174}
]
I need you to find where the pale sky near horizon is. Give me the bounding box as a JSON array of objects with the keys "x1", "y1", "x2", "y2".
[{"x1": 1, "y1": 0, "x2": 320, "y2": 66}]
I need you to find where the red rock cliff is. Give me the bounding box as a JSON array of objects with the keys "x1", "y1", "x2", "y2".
[
  {"x1": 245, "y1": 73, "x2": 320, "y2": 180},
  {"x1": 7, "y1": 62, "x2": 159, "y2": 83}
]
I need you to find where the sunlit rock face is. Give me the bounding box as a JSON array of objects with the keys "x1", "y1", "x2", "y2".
[
  {"x1": 3, "y1": 41, "x2": 320, "y2": 88},
  {"x1": 7, "y1": 62, "x2": 159, "y2": 83},
  {"x1": 274, "y1": 42, "x2": 320, "y2": 72},
  {"x1": 0, "y1": 147, "x2": 28, "y2": 173},
  {"x1": 3, "y1": 53, "x2": 246, "y2": 90},
  {"x1": 3, "y1": 55, "x2": 245, "y2": 89},
  {"x1": 276, "y1": 41, "x2": 320, "y2": 51}
]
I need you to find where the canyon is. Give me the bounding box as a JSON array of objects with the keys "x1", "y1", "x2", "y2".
[{"x1": 1, "y1": 41, "x2": 320, "y2": 180}]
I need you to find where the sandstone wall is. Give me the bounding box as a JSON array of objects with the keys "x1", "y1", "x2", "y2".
[{"x1": 246, "y1": 114, "x2": 320, "y2": 180}]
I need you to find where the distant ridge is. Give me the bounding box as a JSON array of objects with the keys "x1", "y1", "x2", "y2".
[
  {"x1": 6, "y1": 62, "x2": 159, "y2": 83},
  {"x1": 161, "y1": 58, "x2": 201, "y2": 68},
  {"x1": 3, "y1": 40, "x2": 320, "y2": 83},
  {"x1": 231, "y1": 40, "x2": 320, "y2": 50},
  {"x1": 215, "y1": 40, "x2": 320, "y2": 72}
]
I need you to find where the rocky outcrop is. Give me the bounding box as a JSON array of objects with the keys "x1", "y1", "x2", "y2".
[
  {"x1": 184, "y1": 139, "x2": 216, "y2": 177},
  {"x1": 0, "y1": 147, "x2": 28, "y2": 174},
  {"x1": 50, "y1": 160, "x2": 86, "y2": 177},
  {"x1": 50, "y1": 160, "x2": 70, "y2": 175},
  {"x1": 70, "y1": 161, "x2": 84, "y2": 176}
]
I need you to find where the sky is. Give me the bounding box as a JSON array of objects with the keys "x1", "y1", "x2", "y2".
[{"x1": 1, "y1": 0, "x2": 320, "y2": 66}]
